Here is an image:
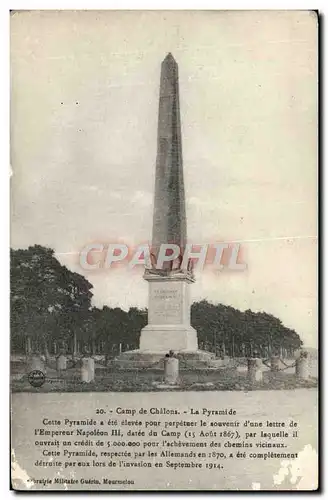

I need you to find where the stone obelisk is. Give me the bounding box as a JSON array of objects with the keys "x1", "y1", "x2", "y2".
[
  {"x1": 139, "y1": 53, "x2": 198, "y2": 353},
  {"x1": 152, "y1": 52, "x2": 187, "y2": 257}
]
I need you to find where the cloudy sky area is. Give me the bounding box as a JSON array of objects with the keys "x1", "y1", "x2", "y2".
[{"x1": 11, "y1": 11, "x2": 317, "y2": 346}]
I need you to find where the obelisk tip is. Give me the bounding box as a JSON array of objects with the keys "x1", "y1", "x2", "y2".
[{"x1": 163, "y1": 52, "x2": 177, "y2": 64}]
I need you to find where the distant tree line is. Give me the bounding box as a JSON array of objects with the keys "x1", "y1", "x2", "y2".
[
  {"x1": 11, "y1": 245, "x2": 302, "y2": 358},
  {"x1": 191, "y1": 301, "x2": 302, "y2": 358}
]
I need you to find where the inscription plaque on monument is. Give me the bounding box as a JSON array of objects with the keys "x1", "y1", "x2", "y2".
[{"x1": 149, "y1": 282, "x2": 184, "y2": 325}]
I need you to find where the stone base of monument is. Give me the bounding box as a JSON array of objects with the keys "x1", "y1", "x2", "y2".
[
  {"x1": 110, "y1": 348, "x2": 219, "y2": 371},
  {"x1": 139, "y1": 324, "x2": 198, "y2": 352},
  {"x1": 109, "y1": 272, "x2": 228, "y2": 370}
]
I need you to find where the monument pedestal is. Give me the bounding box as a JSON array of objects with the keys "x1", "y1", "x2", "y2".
[
  {"x1": 112, "y1": 270, "x2": 217, "y2": 370},
  {"x1": 139, "y1": 271, "x2": 198, "y2": 352},
  {"x1": 140, "y1": 325, "x2": 198, "y2": 352},
  {"x1": 111, "y1": 349, "x2": 216, "y2": 370}
]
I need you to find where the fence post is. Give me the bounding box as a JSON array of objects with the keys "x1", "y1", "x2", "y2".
[
  {"x1": 295, "y1": 353, "x2": 309, "y2": 380},
  {"x1": 27, "y1": 355, "x2": 45, "y2": 374},
  {"x1": 270, "y1": 356, "x2": 280, "y2": 372},
  {"x1": 247, "y1": 358, "x2": 263, "y2": 383},
  {"x1": 164, "y1": 355, "x2": 179, "y2": 385},
  {"x1": 81, "y1": 357, "x2": 95, "y2": 383},
  {"x1": 56, "y1": 354, "x2": 67, "y2": 372}
]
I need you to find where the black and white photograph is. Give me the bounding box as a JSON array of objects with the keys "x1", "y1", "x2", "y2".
[{"x1": 10, "y1": 10, "x2": 318, "y2": 491}]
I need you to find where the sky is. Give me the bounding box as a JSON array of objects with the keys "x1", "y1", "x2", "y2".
[{"x1": 10, "y1": 10, "x2": 317, "y2": 346}]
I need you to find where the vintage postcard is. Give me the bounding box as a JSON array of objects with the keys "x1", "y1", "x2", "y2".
[{"x1": 10, "y1": 10, "x2": 318, "y2": 491}]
